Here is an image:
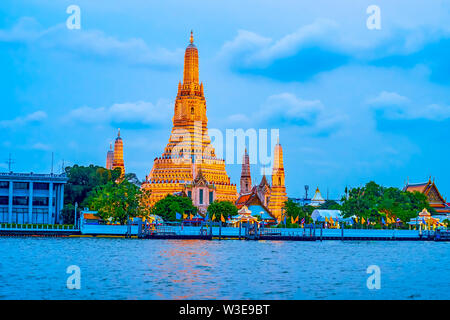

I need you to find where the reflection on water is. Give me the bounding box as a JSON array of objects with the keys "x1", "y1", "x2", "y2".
[
  {"x1": 0, "y1": 238, "x2": 449, "y2": 299},
  {"x1": 154, "y1": 240, "x2": 217, "y2": 299}
]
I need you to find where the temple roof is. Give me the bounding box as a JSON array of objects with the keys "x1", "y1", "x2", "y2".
[
  {"x1": 235, "y1": 188, "x2": 276, "y2": 220},
  {"x1": 404, "y1": 178, "x2": 450, "y2": 213},
  {"x1": 259, "y1": 174, "x2": 270, "y2": 187},
  {"x1": 312, "y1": 187, "x2": 325, "y2": 201},
  {"x1": 404, "y1": 178, "x2": 446, "y2": 203}
]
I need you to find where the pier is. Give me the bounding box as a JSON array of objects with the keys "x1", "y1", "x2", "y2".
[
  {"x1": 1, "y1": 222, "x2": 448, "y2": 241},
  {"x1": 140, "y1": 222, "x2": 444, "y2": 241}
]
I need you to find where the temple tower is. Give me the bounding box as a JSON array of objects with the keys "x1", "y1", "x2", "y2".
[
  {"x1": 106, "y1": 143, "x2": 114, "y2": 170},
  {"x1": 268, "y1": 139, "x2": 287, "y2": 222},
  {"x1": 142, "y1": 32, "x2": 237, "y2": 213},
  {"x1": 112, "y1": 129, "x2": 125, "y2": 176},
  {"x1": 240, "y1": 148, "x2": 252, "y2": 195}
]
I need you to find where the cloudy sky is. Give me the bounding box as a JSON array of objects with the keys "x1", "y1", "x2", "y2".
[{"x1": 1, "y1": 0, "x2": 449, "y2": 199}]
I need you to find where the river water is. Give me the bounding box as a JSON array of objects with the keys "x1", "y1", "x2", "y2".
[{"x1": 0, "y1": 237, "x2": 448, "y2": 299}]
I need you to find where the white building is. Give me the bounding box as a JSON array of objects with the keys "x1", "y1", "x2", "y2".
[{"x1": 0, "y1": 172, "x2": 68, "y2": 224}]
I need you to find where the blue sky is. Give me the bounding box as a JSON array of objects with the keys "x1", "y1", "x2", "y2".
[{"x1": 1, "y1": 0, "x2": 449, "y2": 200}]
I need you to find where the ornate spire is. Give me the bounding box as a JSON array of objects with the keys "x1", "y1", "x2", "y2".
[
  {"x1": 190, "y1": 30, "x2": 194, "y2": 44},
  {"x1": 113, "y1": 129, "x2": 125, "y2": 176},
  {"x1": 268, "y1": 138, "x2": 287, "y2": 222},
  {"x1": 240, "y1": 148, "x2": 251, "y2": 194},
  {"x1": 183, "y1": 31, "x2": 199, "y2": 85}
]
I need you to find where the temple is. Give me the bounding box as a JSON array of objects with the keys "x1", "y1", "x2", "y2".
[
  {"x1": 141, "y1": 32, "x2": 237, "y2": 214},
  {"x1": 267, "y1": 140, "x2": 288, "y2": 221},
  {"x1": 404, "y1": 178, "x2": 450, "y2": 215},
  {"x1": 239, "y1": 148, "x2": 251, "y2": 195},
  {"x1": 310, "y1": 187, "x2": 325, "y2": 207},
  {"x1": 235, "y1": 139, "x2": 288, "y2": 223},
  {"x1": 106, "y1": 143, "x2": 114, "y2": 170},
  {"x1": 105, "y1": 129, "x2": 125, "y2": 176}
]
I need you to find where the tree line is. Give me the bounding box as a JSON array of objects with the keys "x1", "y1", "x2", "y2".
[{"x1": 283, "y1": 181, "x2": 435, "y2": 228}]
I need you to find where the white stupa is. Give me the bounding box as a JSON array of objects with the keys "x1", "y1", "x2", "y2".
[{"x1": 310, "y1": 187, "x2": 325, "y2": 207}]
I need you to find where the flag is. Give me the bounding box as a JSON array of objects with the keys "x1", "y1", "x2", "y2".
[
  {"x1": 183, "y1": 213, "x2": 187, "y2": 220},
  {"x1": 361, "y1": 217, "x2": 366, "y2": 225},
  {"x1": 221, "y1": 215, "x2": 225, "y2": 223},
  {"x1": 175, "y1": 212, "x2": 181, "y2": 220},
  {"x1": 325, "y1": 216, "x2": 329, "y2": 223},
  {"x1": 190, "y1": 214, "x2": 194, "y2": 220},
  {"x1": 329, "y1": 216, "x2": 334, "y2": 225},
  {"x1": 291, "y1": 216, "x2": 294, "y2": 224},
  {"x1": 381, "y1": 217, "x2": 386, "y2": 225},
  {"x1": 396, "y1": 218, "x2": 401, "y2": 223},
  {"x1": 354, "y1": 216, "x2": 358, "y2": 224},
  {"x1": 211, "y1": 214, "x2": 216, "y2": 221},
  {"x1": 284, "y1": 215, "x2": 286, "y2": 225},
  {"x1": 294, "y1": 216, "x2": 299, "y2": 224},
  {"x1": 422, "y1": 217, "x2": 426, "y2": 225},
  {"x1": 367, "y1": 219, "x2": 370, "y2": 226},
  {"x1": 301, "y1": 218, "x2": 305, "y2": 224}
]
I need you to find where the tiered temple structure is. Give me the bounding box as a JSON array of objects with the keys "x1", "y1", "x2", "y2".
[
  {"x1": 106, "y1": 143, "x2": 114, "y2": 170},
  {"x1": 105, "y1": 129, "x2": 125, "y2": 176},
  {"x1": 267, "y1": 139, "x2": 288, "y2": 221},
  {"x1": 240, "y1": 149, "x2": 251, "y2": 195},
  {"x1": 404, "y1": 178, "x2": 450, "y2": 215},
  {"x1": 141, "y1": 32, "x2": 237, "y2": 214},
  {"x1": 236, "y1": 139, "x2": 288, "y2": 223}
]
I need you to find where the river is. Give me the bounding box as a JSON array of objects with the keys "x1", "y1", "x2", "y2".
[{"x1": 0, "y1": 237, "x2": 448, "y2": 299}]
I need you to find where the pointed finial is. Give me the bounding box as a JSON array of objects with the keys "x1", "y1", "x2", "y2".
[
  {"x1": 110, "y1": 143, "x2": 113, "y2": 150},
  {"x1": 118, "y1": 128, "x2": 121, "y2": 137},
  {"x1": 277, "y1": 136, "x2": 280, "y2": 145},
  {"x1": 190, "y1": 30, "x2": 194, "y2": 44}
]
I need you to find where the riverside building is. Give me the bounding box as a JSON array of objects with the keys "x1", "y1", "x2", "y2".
[{"x1": 0, "y1": 172, "x2": 68, "y2": 224}]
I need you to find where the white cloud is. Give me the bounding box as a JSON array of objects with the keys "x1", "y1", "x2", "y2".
[
  {"x1": 0, "y1": 111, "x2": 47, "y2": 128},
  {"x1": 0, "y1": 17, "x2": 183, "y2": 68},
  {"x1": 368, "y1": 91, "x2": 450, "y2": 121},
  {"x1": 225, "y1": 92, "x2": 347, "y2": 136},
  {"x1": 218, "y1": 19, "x2": 340, "y2": 68},
  {"x1": 217, "y1": 18, "x2": 450, "y2": 72},
  {"x1": 227, "y1": 113, "x2": 249, "y2": 123},
  {"x1": 367, "y1": 91, "x2": 410, "y2": 106},
  {"x1": 260, "y1": 93, "x2": 323, "y2": 122},
  {"x1": 67, "y1": 100, "x2": 173, "y2": 126}
]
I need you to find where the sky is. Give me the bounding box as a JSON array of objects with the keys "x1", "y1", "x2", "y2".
[{"x1": 0, "y1": 0, "x2": 449, "y2": 200}]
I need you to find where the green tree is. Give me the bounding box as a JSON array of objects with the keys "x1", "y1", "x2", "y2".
[
  {"x1": 282, "y1": 199, "x2": 314, "y2": 226},
  {"x1": 207, "y1": 201, "x2": 238, "y2": 222},
  {"x1": 151, "y1": 194, "x2": 197, "y2": 221},
  {"x1": 87, "y1": 180, "x2": 144, "y2": 224},
  {"x1": 341, "y1": 181, "x2": 435, "y2": 228},
  {"x1": 319, "y1": 200, "x2": 342, "y2": 210},
  {"x1": 64, "y1": 164, "x2": 121, "y2": 208},
  {"x1": 60, "y1": 203, "x2": 80, "y2": 225}
]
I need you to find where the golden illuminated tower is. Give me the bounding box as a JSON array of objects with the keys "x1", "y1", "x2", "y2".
[
  {"x1": 106, "y1": 143, "x2": 114, "y2": 170},
  {"x1": 268, "y1": 138, "x2": 287, "y2": 222},
  {"x1": 112, "y1": 129, "x2": 125, "y2": 176},
  {"x1": 142, "y1": 32, "x2": 237, "y2": 213}
]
